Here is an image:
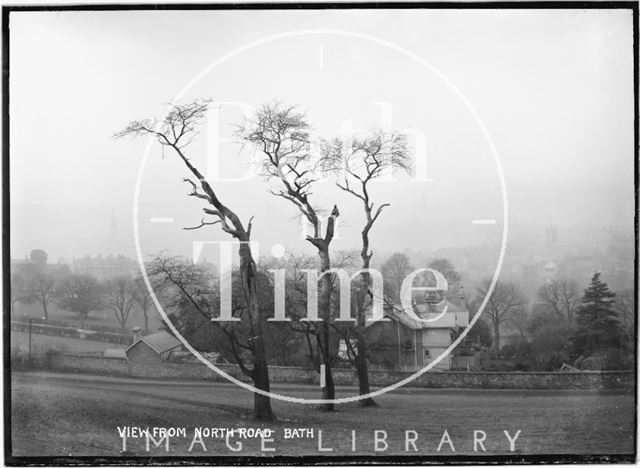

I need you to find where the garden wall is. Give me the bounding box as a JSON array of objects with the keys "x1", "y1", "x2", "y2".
[{"x1": 46, "y1": 353, "x2": 635, "y2": 390}]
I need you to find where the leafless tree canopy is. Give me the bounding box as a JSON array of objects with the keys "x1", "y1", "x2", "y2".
[
  {"x1": 105, "y1": 276, "x2": 136, "y2": 330},
  {"x1": 322, "y1": 128, "x2": 412, "y2": 188},
  {"x1": 115, "y1": 99, "x2": 211, "y2": 150},
  {"x1": 131, "y1": 276, "x2": 155, "y2": 333},
  {"x1": 615, "y1": 289, "x2": 634, "y2": 338},
  {"x1": 236, "y1": 102, "x2": 334, "y2": 246},
  {"x1": 116, "y1": 99, "x2": 253, "y2": 241},
  {"x1": 536, "y1": 279, "x2": 580, "y2": 324},
  {"x1": 148, "y1": 256, "x2": 262, "y2": 378},
  {"x1": 321, "y1": 128, "x2": 411, "y2": 262},
  {"x1": 27, "y1": 271, "x2": 56, "y2": 319},
  {"x1": 477, "y1": 278, "x2": 528, "y2": 349},
  {"x1": 381, "y1": 252, "x2": 413, "y2": 304},
  {"x1": 57, "y1": 274, "x2": 103, "y2": 324}
]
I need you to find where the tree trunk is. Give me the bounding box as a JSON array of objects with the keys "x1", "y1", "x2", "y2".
[
  {"x1": 355, "y1": 249, "x2": 376, "y2": 407},
  {"x1": 42, "y1": 301, "x2": 49, "y2": 320},
  {"x1": 317, "y1": 247, "x2": 335, "y2": 411},
  {"x1": 355, "y1": 331, "x2": 376, "y2": 406},
  {"x1": 252, "y1": 348, "x2": 274, "y2": 420},
  {"x1": 238, "y1": 243, "x2": 275, "y2": 421},
  {"x1": 143, "y1": 311, "x2": 149, "y2": 334},
  {"x1": 493, "y1": 320, "x2": 500, "y2": 352}
]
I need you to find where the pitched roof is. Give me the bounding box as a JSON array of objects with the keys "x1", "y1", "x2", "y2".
[
  {"x1": 413, "y1": 299, "x2": 462, "y2": 315},
  {"x1": 127, "y1": 331, "x2": 182, "y2": 355},
  {"x1": 367, "y1": 300, "x2": 467, "y2": 330},
  {"x1": 396, "y1": 300, "x2": 460, "y2": 329}
]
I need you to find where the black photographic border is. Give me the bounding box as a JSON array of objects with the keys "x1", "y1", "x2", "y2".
[{"x1": 2, "y1": 2, "x2": 638, "y2": 465}]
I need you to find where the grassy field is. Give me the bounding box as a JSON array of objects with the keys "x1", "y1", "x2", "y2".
[
  {"x1": 12, "y1": 302, "x2": 164, "y2": 333},
  {"x1": 9, "y1": 372, "x2": 635, "y2": 459},
  {"x1": 10, "y1": 331, "x2": 126, "y2": 354}
]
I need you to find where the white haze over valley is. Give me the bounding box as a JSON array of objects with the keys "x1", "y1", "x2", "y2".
[{"x1": 10, "y1": 9, "x2": 634, "y2": 290}]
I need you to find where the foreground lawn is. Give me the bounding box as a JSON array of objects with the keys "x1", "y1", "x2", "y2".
[{"x1": 9, "y1": 371, "x2": 635, "y2": 459}]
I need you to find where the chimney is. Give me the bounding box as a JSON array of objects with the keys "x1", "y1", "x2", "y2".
[{"x1": 132, "y1": 326, "x2": 142, "y2": 342}]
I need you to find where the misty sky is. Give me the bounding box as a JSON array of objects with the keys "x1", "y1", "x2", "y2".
[{"x1": 9, "y1": 8, "x2": 635, "y2": 263}]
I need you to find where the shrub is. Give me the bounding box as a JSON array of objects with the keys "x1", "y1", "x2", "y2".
[{"x1": 10, "y1": 342, "x2": 67, "y2": 370}]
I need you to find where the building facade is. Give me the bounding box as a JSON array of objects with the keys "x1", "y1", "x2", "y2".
[
  {"x1": 126, "y1": 331, "x2": 183, "y2": 364},
  {"x1": 364, "y1": 298, "x2": 469, "y2": 371},
  {"x1": 72, "y1": 254, "x2": 139, "y2": 280}
]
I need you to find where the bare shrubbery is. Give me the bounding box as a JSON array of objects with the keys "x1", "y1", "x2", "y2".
[{"x1": 10, "y1": 342, "x2": 67, "y2": 370}]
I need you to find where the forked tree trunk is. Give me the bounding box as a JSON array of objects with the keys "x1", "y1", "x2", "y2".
[
  {"x1": 318, "y1": 248, "x2": 335, "y2": 411},
  {"x1": 238, "y1": 243, "x2": 275, "y2": 420}
]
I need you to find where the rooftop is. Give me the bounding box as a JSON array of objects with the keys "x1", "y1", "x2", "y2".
[
  {"x1": 367, "y1": 300, "x2": 469, "y2": 330},
  {"x1": 128, "y1": 331, "x2": 182, "y2": 355}
]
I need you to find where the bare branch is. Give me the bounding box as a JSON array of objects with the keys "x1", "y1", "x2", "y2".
[
  {"x1": 235, "y1": 101, "x2": 339, "y2": 246},
  {"x1": 183, "y1": 218, "x2": 221, "y2": 231}
]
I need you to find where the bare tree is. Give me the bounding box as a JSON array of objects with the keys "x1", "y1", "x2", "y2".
[
  {"x1": 476, "y1": 278, "x2": 528, "y2": 351},
  {"x1": 277, "y1": 253, "x2": 322, "y2": 369},
  {"x1": 536, "y1": 279, "x2": 580, "y2": 324},
  {"x1": 131, "y1": 276, "x2": 155, "y2": 333},
  {"x1": 615, "y1": 288, "x2": 634, "y2": 344},
  {"x1": 427, "y1": 258, "x2": 462, "y2": 303},
  {"x1": 58, "y1": 274, "x2": 103, "y2": 328},
  {"x1": 105, "y1": 276, "x2": 136, "y2": 330},
  {"x1": 381, "y1": 252, "x2": 413, "y2": 304},
  {"x1": 321, "y1": 128, "x2": 410, "y2": 406},
  {"x1": 116, "y1": 99, "x2": 274, "y2": 420},
  {"x1": 277, "y1": 251, "x2": 359, "y2": 373},
  {"x1": 27, "y1": 271, "x2": 56, "y2": 320},
  {"x1": 151, "y1": 257, "x2": 250, "y2": 370},
  {"x1": 237, "y1": 101, "x2": 339, "y2": 411},
  {"x1": 10, "y1": 269, "x2": 31, "y2": 319},
  {"x1": 13, "y1": 260, "x2": 58, "y2": 320}
]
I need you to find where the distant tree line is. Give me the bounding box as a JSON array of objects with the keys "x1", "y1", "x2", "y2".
[
  {"x1": 376, "y1": 251, "x2": 633, "y2": 372},
  {"x1": 11, "y1": 248, "x2": 154, "y2": 333},
  {"x1": 472, "y1": 271, "x2": 633, "y2": 371}
]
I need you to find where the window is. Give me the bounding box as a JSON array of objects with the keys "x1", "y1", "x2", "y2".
[{"x1": 424, "y1": 349, "x2": 431, "y2": 359}]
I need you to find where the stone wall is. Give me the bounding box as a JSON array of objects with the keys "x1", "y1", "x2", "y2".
[
  {"x1": 47, "y1": 353, "x2": 635, "y2": 390},
  {"x1": 48, "y1": 353, "x2": 131, "y2": 377}
]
